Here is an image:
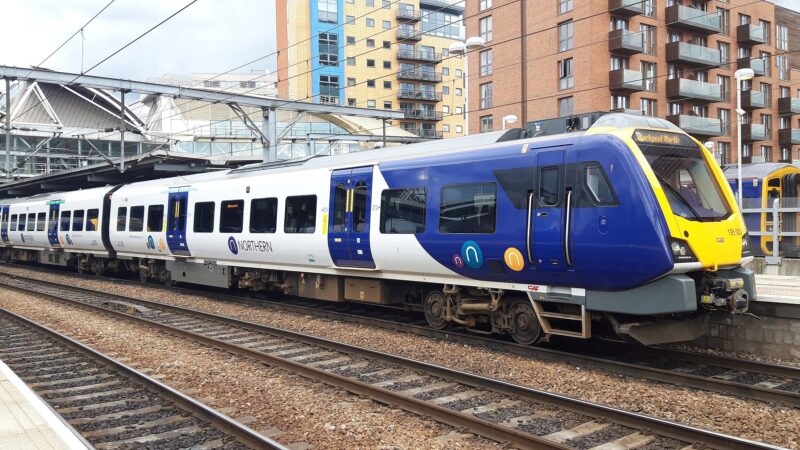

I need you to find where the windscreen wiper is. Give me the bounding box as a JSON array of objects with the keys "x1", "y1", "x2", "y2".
[{"x1": 655, "y1": 174, "x2": 702, "y2": 221}]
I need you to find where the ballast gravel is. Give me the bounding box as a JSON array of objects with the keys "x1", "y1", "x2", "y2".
[
  {"x1": 0, "y1": 290, "x2": 503, "y2": 450},
  {"x1": 1, "y1": 265, "x2": 800, "y2": 448}
]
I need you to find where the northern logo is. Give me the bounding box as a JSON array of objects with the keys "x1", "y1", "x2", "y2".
[{"x1": 146, "y1": 235, "x2": 156, "y2": 250}]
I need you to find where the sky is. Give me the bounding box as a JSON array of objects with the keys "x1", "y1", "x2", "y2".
[{"x1": 1, "y1": 0, "x2": 277, "y2": 82}]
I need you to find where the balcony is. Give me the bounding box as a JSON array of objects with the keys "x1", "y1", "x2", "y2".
[
  {"x1": 397, "y1": 89, "x2": 443, "y2": 101},
  {"x1": 666, "y1": 77, "x2": 724, "y2": 103},
  {"x1": 397, "y1": 69, "x2": 442, "y2": 82},
  {"x1": 608, "y1": 29, "x2": 644, "y2": 54},
  {"x1": 741, "y1": 123, "x2": 766, "y2": 141},
  {"x1": 402, "y1": 109, "x2": 444, "y2": 120},
  {"x1": 779, "y1": 97, "x2": 800, "y2": 115},
  {"x1": 740, "y1": 90, "x2": 767, "y2": 110},
  {"x1": 396, "y1": 7, "x2": 422, "y2": 21},
  {"x1": 665, "y1": 4, "x2": 721, "y2": 35},
  {"x1": 609, "y1": 69, "x2": 644, "y2": 92},
  {"x1": 609, "y1": 0, "x2": 643, "y2": 16},
  {"x1": 780, "y1": 129, "x2": 800, "y2": 146},
  {"x1": 397, "y1": 48, "x2": 442, "y2": 63},
  {"x1": 737, "y1": 57, "x2": 767, "y2": 76},
  {"x1": 666, "y1": 41, "x2": 721, "y2": 67},
  {"x1": 736, "y1": 24, "x2": 766, "y2": 45},
  {"x1": 396, "y1": 28, "x2": 422, "y2": 41},
  {"x1": 666, "y1": 115, "x2": 723, "y2": 137},
  {"x1": 405, "y1": 128, "x2": 444, "y2": 139}
]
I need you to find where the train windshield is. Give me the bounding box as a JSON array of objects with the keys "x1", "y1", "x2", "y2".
[{"x1": 640, "y1": 145, "x2": 730, "y2": 222}]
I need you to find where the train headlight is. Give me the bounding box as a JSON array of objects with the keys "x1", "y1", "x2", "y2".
[
  {"x1": 742, "y1": 233, "x2": 753, "y2": 257},
  {"x1": 669, "y1": 238, "x2": 698, "y2": 263}
]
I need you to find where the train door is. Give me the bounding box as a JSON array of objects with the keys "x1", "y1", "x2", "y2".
[
  {"x1": 328, "y1": 167, "x2": 375, "y2": 268},
  {"x1": 47, "y1": 202, "x2": 60, "y2": 247},
  {"x1": 0, "y1": 205, "x2": 8, "y2": 243},
  {"x1": 166, "y1": 188, "x2": 190, "y2": 256},
  {"x1": 532, "y1": 150, "x2": 566, "y2": 271},
  {"x1": 782, "y1": 173, "x2": 800, "y2": 257}
]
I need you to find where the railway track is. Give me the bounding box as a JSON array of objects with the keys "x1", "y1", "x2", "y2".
[
  {"x1": 0, "y1": 273, "x2": 783, "y2": 450},
  {"x1": 0, "y1": 306, "x2": 285, "y2": 450},
  {"x1": 4, "y1": 262, "x2": 800, "y2": 410}
]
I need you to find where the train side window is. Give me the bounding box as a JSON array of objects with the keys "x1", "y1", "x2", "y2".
[
  {"x1": 10, "y1": 214, "x2": 17, "y2": 231},
  {"x1": 352, "y1": 181, "x2": 368, "y2": 233},
  {"x1": 285, "y1": 195, "x2": 317, "y2": 233},
  {"x1": 332, "y1": 183, "x2": 348, "y2": 233},
  {"x1": 129, "y1": 206, "x2": 145, "y2": 232},
  {"x1": 250, "y1": 198, "x2": 277, "y2": 233},
  {"x1": 194, "y1": 202, "x2": 215, "y2": 233},
  {"x1": 86, "y1": 209, "x2": 99, "y2": 232},
  {"x1": 539, "y1": 167, "x2": 560, "y2": 207},
  {"x1": 584, "y1": 163, "x2": 618, "y2": 206},
  {"x1": 37, "y1": 213, "x2": 46, "y2": 231},
  {"x1": 380, "y1": 188, "x2": 426, "y2": 234},
  {"x1": 116, "y1": 207, "x2": 127, "y2": 231},
  {"x1": 147, "y1": 205, "x2": 164, "y2": 232},
  {"x1": 28, "y1": 213, "x2": 36, "y2": 231},
  {"x1": 18, "y1": 214, "x2": 25, "y2": 232},
  {"x1": 58, "y1": 212, "x2": 69, "y2": 231},
  {"x1": 72, "y1": 210, "x2": 84, "y2": 231},
  {"x1": 439, "y1": 183, "x2": 497, "y2": 234},
  {"x1": 220, "y1": 200, "x2": 244, "y2": 233}
]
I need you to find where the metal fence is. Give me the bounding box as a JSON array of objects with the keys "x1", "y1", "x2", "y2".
[{"x1": 742, "y1": 197, "x2": 800, "y2": 264}]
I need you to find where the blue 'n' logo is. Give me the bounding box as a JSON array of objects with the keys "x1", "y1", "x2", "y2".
[
  {"x1": 228, "y1": 236, "x2": 238, "y2": 255},
  {"x1": 146, "y1": 235, "x2": 156, "y2": 250}
]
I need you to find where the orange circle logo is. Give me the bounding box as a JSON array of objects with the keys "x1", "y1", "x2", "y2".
[{"x1": 504, "y1": 247, "x2": 525, "y2": 272}]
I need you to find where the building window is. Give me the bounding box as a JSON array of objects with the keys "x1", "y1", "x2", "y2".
[
  {"x1": 367, "y1": 79, "x2": 375, "y2": 88},
  {"x1": 367, "y1": 59, "x2": 375, "y2": 67},
  {"x1": 455, "y1": 69, "x2": 462, "y2": 77},
  {"x1": 641, "y1": 24, "x2": 656, "y2": 54},
  {"x1": 718, "y1": 42, "x2": 730, "y2": 69},
  {"x1": 480, "y1": 115, "x2": 493, "y2": 132},
  {"x1": 760, "y1": 82, "x2": 771, "y2": 104},
  {"x1": 558, "y1": 96, "x2": 573, "y2": 117},
  {"x1": 422, "y1": 8, "x2": 463, "y2": 40},
  {"x1": 442, "y1": 67, "x2": 450, "y2": 76},
  {"x1": 366, "y1": 39, "x2": 375, "y2": 48},
  {"x1": 716, "y1": 142, "x2": 729, "y2": 165},
  {"x1": 347, "y1": 77, "x2": 356, "y2": 86},
  {"x1": 718, "y1": 108, "x2": 731, "y2": 136},
  {"x1": 642, "y1": 0, "x2": 655, "y2": 17},
  {"x1": 719, "y1": 8, "x2": 729, "y2": 35},
  {"x1": 319, "y1": 33, "x2": 339, "y2": 66},
  {"x1": 559, "y1": 21, "x2": 573, "y2": 52},
  {"x1": 382, "y1": 0, "x2": 390, "y2": 8},
  {"x1": 479, "y1": 49, "x2": 492, "y2": 76},
  {"x1": 480, "y1": 0, "x2": 491, "y2": 11},
  {"x1": 318, "y1": 0, "x2": 337, "y2": 23},
  {"x1": 717, "y1": 75, "x2": 730, "y2": 101},
  {"x1": 479, "y1": 16, "x2": 493, "y2": 42},
  {"x1": 383, "y1": 61, "x2": 391, "y2": 69},
  {"x1": 777, "y1": 24, "x2": 788, "y2": 50},
  {"x1": 383, "y1": 20, "x2": 391, "y2": 29},
  {"x1": 383, "y1": 80, "x2": 391, "y2": 89},
  {"x1": 383, "y1": 40, "x2": 391, "y2": 48},
  {"x1": 455, "y1": 106, "x2": 463, "y2": 114},
  {"x1": 558, "y1": 58, "x2": 573, "y2": 89},
  {"x1": 641, "y1": 61, "x2": 656, "y2": 91},
  {"x1": 456, "y1": 88, "x2": 463, "y2": 96},
  {"x1": 442, "y1": 48, "x2": 449, "y2": 57},
  {"x1": 442, "y1": 86, "x2": 450, "y2": 95},
  {"x1": 558, "y1": 0, "x2": 572, "y2": 14},
  {"x1": 781, "y1": 147, "x2": 790, "y2": 162},
  {"x1": 319, "y1": 75, "x2": 339, "y2": 104},
  {"x1": 761, "y1": 145, "x2": 772, "y2": 162},
  {"x1": 367, "y1": 99, "x2": 376, "y2": 108},
  {"x1": 443, "y1": 124, "x2": 450, "y2": 132},
  {"x1": 346, "y1": 36, "x2": 355, "y2": 45},
  {"x1": 760, "y1": 51, "x2": 771, "y2": 76},
  {"x1": 640, "y1": 98, "x2": 657, "y2": 116},
  {"x1": 383, "y1": 101, "x2": 391, "y2": 109},
  {"x1": 780, "y1": 86, "x2": 790, "y2": 99},
  {"x1": 777, "y1": 55, "x2": 789, "y2": 81},
  {"x1": 456, "y1": 125, "x2": 463, "y2": 133},
  {"x1": 366, "y1": 0, "x2": 374, "y2": 6},
  {"x1": 347, "y1": 57, "x2": 355, "y2": 66},
  {"x1": 611, "y1": 95, "x2": 629, "y2": 110},
  {"x1": 761, "y1": 113, "x2": 772, "y2": 137},
  {"x1": 346, "y1": 15, "x2": 355, "y2": 24},
  {"x1": 760, "y1": 20, "x2": 771, "y2": 45},
  {"x1": 610, "y1": 56, "x2": 629, "y2": 70},
  {"x1": 347, "y1": 98, "x2": 356, "y2": 106}
]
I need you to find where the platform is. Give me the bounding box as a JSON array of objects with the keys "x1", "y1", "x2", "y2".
[
  {"x1": 0, "y1": 360, "x2": 89, "y2": 449},
  {"x1": 754, "y1": 274, "x2": 800, "y2": 305}
]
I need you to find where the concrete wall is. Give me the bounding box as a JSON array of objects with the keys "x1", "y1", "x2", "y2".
[{"x1": 694, "y1": 311, "x2": 800, "y2": 359}]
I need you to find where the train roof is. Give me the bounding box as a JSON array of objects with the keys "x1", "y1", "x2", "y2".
[{"x1": 722, "y1": 163, "x2": 799, "y2": 179}]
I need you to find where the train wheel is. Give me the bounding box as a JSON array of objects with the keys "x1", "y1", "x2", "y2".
[
  {"x1": 424, "y1": 291, "x2": 449, "y2": 330},
  {"x1": 139, "y1": 269, "x2": 150, "y2": 284},
  {"x1": 508, "y1": 300, "x2": 542, "y2": 345}
]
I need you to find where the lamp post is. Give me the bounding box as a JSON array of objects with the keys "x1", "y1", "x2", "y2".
[
  {"x1": 734, "y1": 68, "x2": 754, "y2": 210},
  {"x1": 449, "y1": 36, "x2": 485, "y2": 135},
  {"x1": 502, "y1": 114, "x2": 518, "y2": 130}
]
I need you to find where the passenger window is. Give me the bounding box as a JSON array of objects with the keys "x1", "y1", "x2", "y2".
[
  {"x1": 584, "y1": 164, "x2": 617, "y2": 206},
  {"x1": 17, "y1": 215, "x2": 25, "y2": 232},
  {"x1": 10, "y1": 214, "x2": 17, "y2": 231},
  {"x1": 72, "y1": 210, "x2": 84, "y2": 231},
  {"x1": 86, "y1": 209, "x2": 99, "y2": 232},
  {"x1": 285, "y1": 195, "x2": 317, "y2": 233},
  {"x1": 332, "y1": 183, "x2": 348, "y2": 233},
  {"x1": 59, "y1": 211, "x2": 70, "y2": 231},
  {"x1": 250, "y1": 198, "x2": 277, "y2": 233},
  {"x1": 439, "y1": 183, "x2": 496, "y2": 234},
  {"x1": 147, "y1": 205, "x2": 164, "y2": 232},
  {"x1": 193, "y1": 202, "x2": 215, "y2": 233},
  {"x1": 220, "y1": 200, "x2": 244, "y2": 233},
  {"x1": 539, "y1": 167, "x2": 560, "y2": 207},
  {"x1": 380, "y1": 188, "x2": 426, "y2": 234},
  {"x1": 116, "y1": 207, "x2": 127, "y2": 231},
  {"x1": 352, "y1": 181, "x2": 368, "y2": 232},
  {"x1": 37, "y1": 213, "x2": 46, "y2": 231},
  {"x1": 28, "y1": 213, "x2": 36, "y2": 231},
  {"x1": 129, "y1": 206, "x2": 145, "y2": 232}
]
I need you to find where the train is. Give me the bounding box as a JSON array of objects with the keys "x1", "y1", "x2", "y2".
[
  {"x1": 724, "y1": 163, "x2": 800, "y2": 257},
  {"x1": 0, "y1": 113, "x2": 755, "y2": 346}
]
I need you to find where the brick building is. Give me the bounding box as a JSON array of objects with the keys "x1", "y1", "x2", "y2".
[{"x1": 466, "y1": 0, "x2": 800, "y2": 164}]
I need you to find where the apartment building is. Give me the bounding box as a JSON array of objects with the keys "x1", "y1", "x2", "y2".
[
  {"x1": 276, "y1": 0, "x2": 467, "y2": 139},
  {"x1": 466, "y1": 0, "x2": 800, "y2": 163}
]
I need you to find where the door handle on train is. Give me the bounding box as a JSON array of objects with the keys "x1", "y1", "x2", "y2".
[
  {"x1": 564, "y1": 189, "x2": 573, "y2": 267},
  {"x1": 526, "y1": 192, "x2": 534, "y2": 264},
  {"x1": 537, "y1": 212, "x2": 548, "y2": 217}
]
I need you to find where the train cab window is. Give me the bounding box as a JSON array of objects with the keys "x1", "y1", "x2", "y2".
[
  {"x1": 129, "y1": 206, "x2": 145, "y2": 232},
  {"x1": 380, "y1": 188, "x2": 426, "y2": 234},
  {"x1": 86, "y1": 209, "x2": 99, "y2": 232},
  {"x1": 17, "y1": 215, "x2": 25, "y2": 232},
  {"x1": 10, "y1": 214, "x2": 17, "y2": 231},
  {"x1": 59, "y1": 211, "x2": 71, "y2": 232},
  {"x1": 72, "y1": 210, "x2": 84, "y2": 231},
  {"x1": 539, "y1": 167, "x2": 560, "y2": 207},
  {"x1": 285, "y1": 195, "x2": 317, "y2": 234},
  {"x1": 193, "y1": 202, "x2": 215, "y2": 233},
  {"x1": 116, "y1": 207, "x2": 127, "y2": 231},
  {"x1": 250, "y1": 198, "x2": 277, "y2": 233},
  {"x1": 352, "y1": 181, "x2": 368, "y2": 233},
  {"x1": 584, "y1": 164, "x2": 617, "y2": 206},
  {"x1": 147, "y1": 205, "x2": 164, "y2": 232},
  {"x1": 220, "y1": 200, "x2": 244, "y2": 233},
  {"x1": 37, "y1": 213, "x2": 46, "y2": 231},
  {"x1": 439, "y1": 183, "x2": 497, "y2": 234},
  {"x1": 28, "y1": 213, "x2": 36, "y2": 231}
]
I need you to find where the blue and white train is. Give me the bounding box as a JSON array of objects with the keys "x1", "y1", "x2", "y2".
[{"x1": 0, "y1": 114, "x2": 756, "y2": 345}]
